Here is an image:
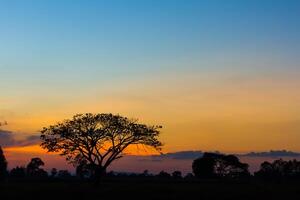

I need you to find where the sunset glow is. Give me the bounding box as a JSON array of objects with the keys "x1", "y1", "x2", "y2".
[{"x1": 1, "y1": 0, "x2": 300, "y2": 172}]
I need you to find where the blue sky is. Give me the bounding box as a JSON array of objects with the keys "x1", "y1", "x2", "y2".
[{"x1": 1, "y1": 0, "x2": 299, "y2": 81}]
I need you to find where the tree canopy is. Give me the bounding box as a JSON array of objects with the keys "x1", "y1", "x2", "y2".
[
  {"x1": 40, "y1": 113, "x2": 162, "y2": 178},
  {"x1": 192, "y1": 152, "x2": 249, "y2": 179},
  {"x1": 0, "y1": 146, "x2": 7, "y2": 180},
  {"x1": 255, "y1": 159, "x2": 300, "y2": 180},
  {"x1": 26, "y1": 157, "x2": 48, "y2": 178}
]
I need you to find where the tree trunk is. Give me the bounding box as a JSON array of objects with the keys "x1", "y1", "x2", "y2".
[{"x1": 93, "y1": 165, "x2": 106, "y2": 185}]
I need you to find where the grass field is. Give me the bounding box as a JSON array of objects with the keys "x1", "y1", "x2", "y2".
[{"x1": 1, "y1": 178, "x2": 300, "y2": 199}]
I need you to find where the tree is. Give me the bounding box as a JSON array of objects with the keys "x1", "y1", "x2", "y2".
[
  {"x1": 192, "y1": 152, "x2": 249, "y2": 179},
  {"x1": 40, "y1": 113, "x2": 162, "y2": 182},
  {"x1": 57, "y1": 170, "x2": 72, "y2": 179},
  {"x1": 0, "y1": 146, "x2": 7, "y2": 180},
  {"x1": 192, "y1": 153, "x2": 215, "y2": 178},
  {"x1": 76, "y1": 160, "x2": 90, "y2": 179},
  {"x1": 184, "y1": 173, "x2": 194, "y2": 179},
  {"x1": 26, "y1": 157, "x2": 48, "y2": 178},
  {"x1": 172, "y1": 171, "x2": 182, "y2": 179},
  {"x1": 10, "y1": 166, "x2": 26, "y2": 178},
  {"x1": 51, "y1": 168, "x2": 58, "y2": 178},
  {"x1": 255, "y1": 159, "x2": 300, "y2": 181},
  {"x1": 141, "y1": 169, "x2": 150, "y2": 177},
  {"x1": 157, "y1": 171, "x2": 171, "y2": 179}
]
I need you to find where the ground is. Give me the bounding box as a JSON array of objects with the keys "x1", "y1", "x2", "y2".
[{"x1": 1, "y1": 178, "x2": 300, "y2": 199}]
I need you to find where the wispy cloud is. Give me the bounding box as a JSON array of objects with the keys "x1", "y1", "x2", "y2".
[
  {"x1": 0, "y1": 130, "x2": 15, "y2": 147},
  {"x1": 240, "y1": 150, "x2": 300, "y2": 157},
  {"x1": 148, "y1": 150, "x2": 300, "y2": 161},
  {"x1": 150, "y1": 151, "x2": 221, "y2": 160},
  {"x1": 0, "y1": 129, "x2": 40, "y2": 147}
]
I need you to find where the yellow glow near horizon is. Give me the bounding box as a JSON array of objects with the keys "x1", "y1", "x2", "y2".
[
  {"x1": 4, "y1": 145, "x2": 48, "y2": 154},
  {"x1": 2, "y1": 72, "x2": 300, "y2": 154}
]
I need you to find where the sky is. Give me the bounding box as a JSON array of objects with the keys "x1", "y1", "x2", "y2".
[{"x1": 1, "y1": 0, "x2": 300, "y2": 170}]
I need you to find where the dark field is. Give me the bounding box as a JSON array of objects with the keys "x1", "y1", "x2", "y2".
[{"x1": 1, "y1": 178, "x2": 300, "y2": 200}]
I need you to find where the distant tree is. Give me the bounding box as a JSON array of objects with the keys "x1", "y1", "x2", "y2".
[
  {"x1": 57, "y1": 170, "x2": 72, "y2": 179},
  {"x1": 106, "y1": 170, "x2": 115, "y2": 177},
  {"x1": 157, "y1": 171, "x2": 171, "y2": 179},
  {"x1": 192, "y1": 153, "x2": 215, "y2": 178},
  {"x1": 76, "y1": 160, "x2": 90, "y2": 179},
  {"x1": 26, "y1": 158, "x2": 48, "y2": 178},
  {"x1": 10, "y1": 166, "x2": 26, "y2": 178},
  {"x1": 51, "y1": 168, "x2": 58, "y2": 178},
  {"x1": 0, "y1": 122, "x2": 8, "y2": 181},
  {"x1": 184, "y1": 173, "x2": 194, "y2": 179},
  {"x1": 0, "y1": 146, "x2": 7, "y2": 180},
  {"x1": 142, "y1": 169, "x2": 150, "y2": 177},
  {"x1": 115, "y1": 172, "x2": 128, "y2": 177},
  {"x1": 285, "y1": 159, "x2": 300, "y2": 178},
  {"x1": 40, "y1": 113, "x2": 162, "y2": 182},
  {"x1": 192, "y1": 152, "x2": 249, "y2": 179},
  {"x1": 255, "y1": 159, "x2": 300, "y2": 181},
  {"x1": 26, "y1": 157, "x2": 44, "y2": 173},
  {"x1": 172, "y1": 171, "x2": 182, "y2": 179}
]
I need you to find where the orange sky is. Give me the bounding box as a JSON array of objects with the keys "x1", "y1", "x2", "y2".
[
  {"x1": 2, "y1": 72, "x2": 300, "y2": 154},
  {"x1": 2, "y1": 0, "x2": 300, "y2": 173}
]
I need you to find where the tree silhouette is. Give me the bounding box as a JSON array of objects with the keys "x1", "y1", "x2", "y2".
[
  {"x1": 192, "y1": 153, "x2": 215, "y2": 178},
  {"x1": 193, "y1": 152, "x2": 249, "y2": 179},
  {"x1": 40, "y1": 113, "x2": 162, "y2": 182},
  {"x1": 255, "y1": 159, "x2": 300, "y2": 181},
  {"x1": 172, "y1": 171, "x2": 182, "y2": 179},
  {"x1": 141, "y1": 169, "x2": 150, "y2": 177},
  {"x1": 184, "y1": 173, "x2": 194, "y2": 179},
  {"x1": 157, "y1": 171, "x2": 171, "y2": 178},
  {"x1": 0, "y1": 146, "x2": 7, "y2": 180},
  {"x1": 57, "y1": 170, "x2": 72, "y2": 179},
  {"x1": 51, "y1": 168, "x2": 58, "y2": 178},
  {"x1": 10, "y1": 166, "x2": 26, "y2": 178},
  {"x1": 76, "y1": 160, "x2": 90, "y2": 179},
  {"x1": 26, "y1": 157, "x2": 48, "y2": 178}
]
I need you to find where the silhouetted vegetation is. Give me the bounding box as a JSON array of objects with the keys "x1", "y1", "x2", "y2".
[
  {"x1": 3, "y1": 151, "x2": 300, "y2": 183},
  {"x1": 76, "y1": 160, "x2": 90, "y2": 179},
  {"x1": 0, "y1": 146, "x2": 7, "y2": 181},
  {"x1": 40, "y1": 113, "x2": 162, "y2": 183},
  {"x1": 255, "y1": 159, "x2": 300, "y2": 181},
  {"x1": 57, "y1": 170, "x2": 72, "y2": 179},
  {"x1": 0, "y1": 123, "x2": 8, "y2": 181},
  {"x1": 1, "y1": 152, "x2": 300, "y2": 199},
  {"x1": 26, "y1": 157, "x2": 48, "y2": 178},
  {"x1": 172, "y1": 170, "x2": 182, "y2": 179},
  {"x1": 9, "y1": 166, "x2": 26, "y2": 178},
  {"x1": 157, "y1": 171, "x2": 171, "y2": 179},
  {"x1": 50, "y1": 168, "x2": 57, "y2": 178},
  {"x1": 1, "y1": 116, "x2": 300, "y2": 198},
  {"x1": 192, "y1": 152, "x2": 250, "y2": 179}
]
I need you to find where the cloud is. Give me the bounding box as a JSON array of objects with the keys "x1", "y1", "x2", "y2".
[
  {"x1": 17, "y1": 135, "x2": 40, "y2": 147},
  {"x1": 240, "y1": 150, "x2": 300, "y2": 157},
  {"x1": 148, "y1": 150, "x2": 300, "y2": 161},
  {"x1": 0, "y1": 129, "x2": 40, "y2": 147},
  {"x1": 0, "y1": 130, "x2": 15, "y2": 147},
  {"x1": 150, "y1": 151, "x2": 221, "y2": 160}
]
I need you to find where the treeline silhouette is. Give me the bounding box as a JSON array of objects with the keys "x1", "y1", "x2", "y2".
[{"x1": 1, "y1": 146, "x2": 300, "y2": 183}]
